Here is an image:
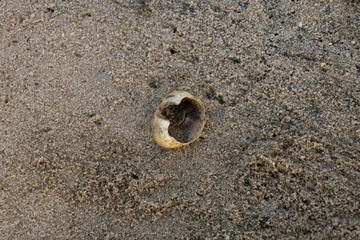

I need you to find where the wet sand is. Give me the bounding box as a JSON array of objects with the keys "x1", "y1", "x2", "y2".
[{"x1": 0, "y1": 1, "x2": 359, "y2": 239}]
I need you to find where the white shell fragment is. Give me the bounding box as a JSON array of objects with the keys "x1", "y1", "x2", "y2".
[{"x1": 152, "y1": 91, "x2": 206, "y2": 148}]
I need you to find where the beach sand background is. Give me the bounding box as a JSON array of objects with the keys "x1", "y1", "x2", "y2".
[{"x1": 0, "y1": 0, "x2": 359, "y2": 239}]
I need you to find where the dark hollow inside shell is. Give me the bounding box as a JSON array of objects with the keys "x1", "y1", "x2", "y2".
[{"x1": 160, "y1": 97, "x2": 204, "y2": 143}]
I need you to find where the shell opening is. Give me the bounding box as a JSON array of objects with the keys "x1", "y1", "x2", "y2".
[{"x1": 160, "y1": 97, "x2": 204, "y2": 143}]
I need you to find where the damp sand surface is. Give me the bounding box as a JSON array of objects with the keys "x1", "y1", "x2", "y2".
[{"x1": 0, "y1": 1, "x2": 359, "y2": 239}]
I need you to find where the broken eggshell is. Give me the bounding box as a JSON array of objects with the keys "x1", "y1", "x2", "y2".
[{"x1": 152, "y1": 91, "x2": 206, "y2": 148}]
